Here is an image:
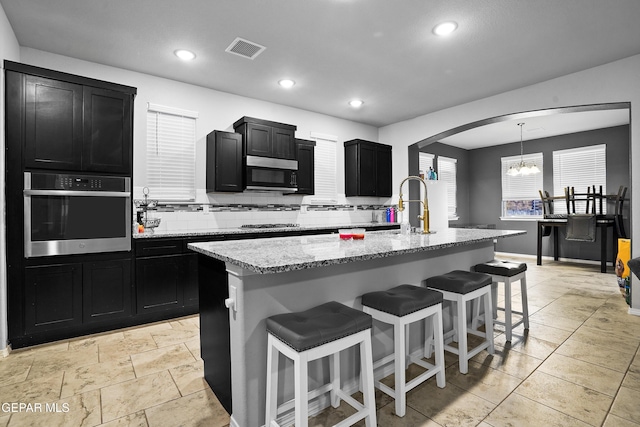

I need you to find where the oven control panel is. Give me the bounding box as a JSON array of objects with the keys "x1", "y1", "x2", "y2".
[{"x1": 26, "y1": 172, "x2": 129, "y2": 192}]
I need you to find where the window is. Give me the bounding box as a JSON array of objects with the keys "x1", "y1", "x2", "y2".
[
  {"x1": 146, "y1": 103, "x2": 198, "y2": 201},
  {"x1": 437, "y1": 156, "x2": 458, "y2": 219},
  {"x1": 501, "y1": 153, "x2": 544, "y2": 218},
  {"x1": 419, "y1": 152, "x2": 434, "y2": 179},
  {"x1": 310, "y1": 132, "x2": 338, "y2": 203},
  {"x1": 553, "y1": 144, "x2": 606, "y2": 214}
]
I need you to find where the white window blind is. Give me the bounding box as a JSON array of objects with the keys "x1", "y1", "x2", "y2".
[
  {"x1": 437, "y1": 156, "x2": 457, "y2": 218},
  {"x1": 419, "y1": 152, "x2": 434, "y2": 178},
  {"x1": 310, "y1": 132, "x2": 337, "y2": 202},
  {"x1": 501, "y1": 153, "x2": 544, "y2": 200},
  {"x1": 553, "y1": 144, "x2": 606, "y2": 214},
  {"x1": 501, "y1": 152, "x2": 544, "y2": 217},
  {"x1": 146, "y1": 103, "x2": 198, "y2": 201}
]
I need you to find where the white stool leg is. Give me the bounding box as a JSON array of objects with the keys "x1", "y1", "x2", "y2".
[
  {"x1": 294, "y1": 352, "x2": 309, "y2": 427},
  {"x1": 360, "y1": 331, "x2": 377, "y2": 427},
  {"x1": 456, "y1": 295, "x2": 468, "y2": 374},
  {"x1": 265, "y1": 334, "x2": 279, "y2": 425},
  {"x1": 329, "y1": 351, "x2": 340, "y2": 408},
  {"x1": 424, "y1": 313, "x2": 434, "y2": 359},
  {"x1": 504, "y1": 277, "x2": 513, "y2": 342},
  {"x1": 394, "y1": 320, "x2": 406, "y2": 417},
  {"x1": 471, "y1": 298, "x2": 480, "y2": 330},
  {"x1": 433, "y1": 308, "x2": 446, "y2": 388},
  {"x1": 521, "y1": 275, "x2": 530, "y2": 330},
  {"x1": 483, "y1": 289, "x2": 495, "y2": 354},
  {"x1": 491, "y1": 281, "x2": 498, "y2": 320}
]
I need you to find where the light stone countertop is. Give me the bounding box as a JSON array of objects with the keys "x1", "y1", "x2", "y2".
[
  {"x1": 188, "y1": 228, "x2": 526, "y2": 274},
  {"x1": 132, "y1": 222, "x2": 398, "y2": 239}
]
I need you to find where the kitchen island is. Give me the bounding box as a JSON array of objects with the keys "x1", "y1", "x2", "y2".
[{"x1": 189, "y1": 228, "x2": 525, "y2": 427}]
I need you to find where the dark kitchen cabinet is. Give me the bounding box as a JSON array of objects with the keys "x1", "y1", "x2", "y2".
[
  {"x1": 295, "y1": 139, "x2": 315, "y2": 195},
  {"x1": 7, "y1": 61, "x2": 136, "y2": 174},
  {"x1": 24, "y1": 75, "x2": 84, "y2": 170},
  {"x1": 83, "y1": 259, "x2": 132, "y2": 323},
  {"x1": 24, "y1": 263, "x2": 83, "y2": 334},
  {"x1": 83, "y1": 86, "x2": 133, "y2": 173},
  {"x1": 344, "y1": 139, "x2": 392, "y2": 197},
  {"x1": 233, "y1": 116, "x2": 297, "y2": 160},
  {"x1": 206, "y1": 130, "x2": 243, "y2": 192}
]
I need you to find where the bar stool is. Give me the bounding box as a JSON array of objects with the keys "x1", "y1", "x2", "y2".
[
  {"x1": 474, "y1": 260, "x2": 529, "y2": 342},
  {"x1": 265, "y1": 301, "x2": 377, "y2": 427},
  {"x1": 425, "y1": 270, "x2": 494, "y2": 374},
  {"x1": 360, "y1": 284, "x2": 445, "y2": 417}
]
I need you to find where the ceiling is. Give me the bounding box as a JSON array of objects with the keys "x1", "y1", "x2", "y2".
[{"x1": 2, "y1": 0, "x2": 639, "y2": 144}]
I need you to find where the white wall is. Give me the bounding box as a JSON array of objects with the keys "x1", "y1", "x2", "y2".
[
  {"x1": 0, "y1": 1, "x2": 20, "y2": 353},
  {"x1": 380, "y1": 53, "x2": 640, "y2": 311}
]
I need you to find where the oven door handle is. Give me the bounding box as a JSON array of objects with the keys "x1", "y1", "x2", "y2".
[{"x1": 24, "y1": 189, "x2": 131, "y2": 198}]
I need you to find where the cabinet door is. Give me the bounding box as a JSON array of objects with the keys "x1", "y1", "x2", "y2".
[
  {"x1": 245, "y1": 123, "x2": 272, "y2": 157},
  {"x1": 272, "y1": 127, "x2": 295, "y2": 160},
  {"x1": 295, "y1": 143, "x2": 314, "y2": 195},
  {"x1": 183, "y1": 253, "x2": 199, "y2": 307},
  {"x1": 83, "y1": 87, "x2": 132, "y2": 173},
  {"x1": 136, "y1": 255, "x2": 184, "y2": 313},
  {"x1": 207, "y1": 131, "x2": 243, "y2": 192},
  {"x1": 375, "y1": 146, "x2": 392, "y2": 197},
  {"x1": 24, "y1": 264, "x2": 83, "y2": 334},
  {"x1": 24, "y1": 75, "x2": 83, "y2": 170},
  {"x1": 358, "y1": 144, "x2": 378, "y2": 196},
  {"x1": 83, "y1": 259, "x2": 132, "y2": 323}
]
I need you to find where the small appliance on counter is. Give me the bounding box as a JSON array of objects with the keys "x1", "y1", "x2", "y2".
[{"x1": 134, "y1": 187, "x2": 161, "y2": 233}]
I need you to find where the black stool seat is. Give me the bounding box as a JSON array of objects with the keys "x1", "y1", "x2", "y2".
[
  {"x1": 361, "y1": 285, "x2": 443, "y2": 317},
  {"x1": 474, "y1": 260, "x2": 527, "y2": 277},
  {"x1": 266, "y1": 301, "x2": 372, "y2": 352},
  {"x1": 425, "y1": 270, "x2": 491, "y2": 294}
]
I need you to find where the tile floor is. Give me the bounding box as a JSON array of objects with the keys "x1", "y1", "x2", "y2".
[{"x1": 1, "y1": 254, "x2": 640, "y2": 426}]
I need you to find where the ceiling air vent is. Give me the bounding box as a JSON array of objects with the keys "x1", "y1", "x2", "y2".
[{"x1": 225, "y1": 37, "x2": 266, "y2": 60}]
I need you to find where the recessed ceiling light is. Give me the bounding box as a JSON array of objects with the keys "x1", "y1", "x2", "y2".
[
  {"x1": 433, "y1": 21, "x2": 458, "y2": 36},
  {"x1": 349, "y1": 99, "x2": 364, "y2": 108},
  {"x1": 174, "y1": 49, "x2": 196, "y2": 61},
  {"x1": 278, "y1": 79, "x2": 295, "y2": 88}
]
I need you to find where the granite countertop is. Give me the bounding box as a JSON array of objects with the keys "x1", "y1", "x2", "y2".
[
  {"x1": 188, "y1": 228, "x2": 525, "y2": 274},
  {"x1": 132, "y1": 222, "x2": 398, "y2": 239}
]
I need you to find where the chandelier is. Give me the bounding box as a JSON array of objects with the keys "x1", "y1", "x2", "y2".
[{"x1": 506, "y1": 122, "x2": 540, "y2": 176}]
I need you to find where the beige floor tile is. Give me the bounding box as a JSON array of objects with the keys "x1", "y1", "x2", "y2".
[
  {"x1": 0, "y1": 354, "x2": 33, "y2": 387},
  {"x1": 101, "y1": 370, "x2": 181, "y2": 423},
  {"x1": 515, "y1": 370, "x2": 612, "y2": 426},
  {"x1": 131, "y1": 344, "x2": 196, "y2": 378},
  {"x1": 556, "y1": 337, "x2": 635, "y2": 373},
  {"x1": 494, "y1": 333, "x2": 558, "y2": 360},
  {"x1": 369, "y1": 403, "x2": 440, "y2": 426},
  {"x1": 149, "y1": 328, "x2": 200, "y2": 348},
  {"x1": 184, "y1": 338, "x2": 201, "y2": 360},
  {"x1": 0, "y1": 414, "x2": 10, "y2": 427},
  {"x1": 570, "y1": 325, "x2": 639, "y2": 355},
  {"x1": 69, "y1": 331, "x2": 126, "y2": 351},
  {"x1": 96, "y1": 411, "x2": 148, "y2": 427},
  {"x1": 528, "y1": 310, "x2": 584, "y2": 332},
  {"x1": 485, "y1": 393, "x2": 591, "y2": 427},
  {"x1": 444, "y1": 360, "x2": 522, "y2": 404},
  {"x1": 169, "y1": 360, "x2": 207, "y2": 396},
  {"x1": 0, "y1": 372, "x2": 63, "y2": 403},
  {"x1": 123, "y1": 323, "x2": 172, "y2": 339},
  {"x1": 471, "y1": 347, "x2": 543, "y2": 380},
  {"x1": 610, "y1": 386, "x2": 640, "y2": 424},
  {"x1": 511, "y1": 321, "x2": 573, "y2": 345},
  {"x1": 169, "y1": 318, "x2": 200, "y2": 331},
  {"x1": 98, "y1": 335, "x2": 158, "y2": 363},
  {"x1": 622, "y1": 359, "x2": 640, "y2": 392},
  {"x1": 602, "y1": 413, "x2": 640, "y2": 427},
  {"x1": 27, "y1": 346, "x2": 99, "y2": 381},
  {"x1": 538, "y1": 353, "x2": 624, "y2": 396},
  {"x1": 406, "y1": 381, "x2": 495, "y2": 427},
  {"x1": 145, "y1": 389, "x2": 229, "y2": 427},
  {"x1": 7, "y1": 389, "x2": 101, "y2": 427},
  {"x1": 61, "y1": 358, "x2": 136, "y2": 398}
]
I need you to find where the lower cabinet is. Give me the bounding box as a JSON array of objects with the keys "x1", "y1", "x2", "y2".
[{"x1": 24, "y1": 258, "x2": 131, "y2": 334}]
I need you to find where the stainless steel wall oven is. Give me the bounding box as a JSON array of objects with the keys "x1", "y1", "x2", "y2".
[{"x1": 24, "y1": 172, "x2": 131, "y2": 258}]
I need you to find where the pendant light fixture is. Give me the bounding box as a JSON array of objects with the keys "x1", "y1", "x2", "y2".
[{"x1": 507, "y1": 123, "x2": 541, "y2": 176}]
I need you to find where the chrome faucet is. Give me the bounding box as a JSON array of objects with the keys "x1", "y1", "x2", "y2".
[{"x1": 397, "y1": 175, "x2": 430, "y2": 233}]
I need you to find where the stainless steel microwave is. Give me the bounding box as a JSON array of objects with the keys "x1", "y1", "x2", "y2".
[{"x1": 245, "y1": 155, "x2": 298, "y2": 192}]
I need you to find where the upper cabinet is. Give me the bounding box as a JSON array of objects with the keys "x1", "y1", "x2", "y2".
[
  {"x1": 206, "y1": 130, "x2": 243, "y2": 192},
  {"x1": 344, "y1": 139, "x2": 392, "y2": 197},
  {"x1": 6, "y1": 61, "x2": 136, "y2": 174},
  {"x1": 233, "y1": 116, "x2": 297, "y2": 160},
  {"x1": 294, "y1": 139, "x2": 315, "y2": 195}
]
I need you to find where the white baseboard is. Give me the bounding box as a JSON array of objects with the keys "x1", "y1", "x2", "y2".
[
  {"x1": 495, "y1": 251, "x2": 603, "y2": 267},
  {"x1": 1, "y1": 344, "x2": 11, "y2": 358},
  {"x1": 628, "y1": 307, "x2": 640, "y2": 317}
]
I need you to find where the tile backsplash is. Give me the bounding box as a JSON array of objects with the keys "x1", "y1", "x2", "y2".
[{"x1": 134, "y1": 188, "x2": 398, "y2": 232}]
